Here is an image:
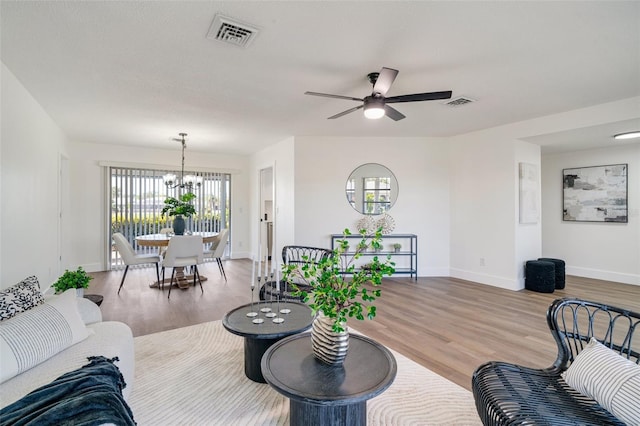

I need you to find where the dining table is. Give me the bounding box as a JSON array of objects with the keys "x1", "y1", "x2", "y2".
[{"x1": 135, "y1": 231, "x2": 219, "y2": 289}]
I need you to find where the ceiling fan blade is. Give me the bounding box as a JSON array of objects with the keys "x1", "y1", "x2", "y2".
[
  {"x1": 305, "y1": 91, "x2": 363, "y2": 102},
  {"x1": 385, "y1": 90, "x2": 453, "y2": 103},
  {"x1": 384, "y1": 105, "x2": 406, "y2": 121},
  {"x1": 328, "y1": 105, "x2": 364, "y2": 119},
  {"x1": 373, "y1": 67, "x2": 399, "y2": 96}
]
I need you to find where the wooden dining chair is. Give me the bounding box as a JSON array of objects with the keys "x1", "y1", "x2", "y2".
[{"x1": 160, "y1": 235, "x2": 204, "y2": 298}]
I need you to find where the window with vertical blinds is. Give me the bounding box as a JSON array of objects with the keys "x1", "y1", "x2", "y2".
[{"x1": 109, "y1": 167, "x2": 231, "y2": 269}]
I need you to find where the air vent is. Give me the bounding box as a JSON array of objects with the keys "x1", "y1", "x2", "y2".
[
  {"x1": 206, "y1": 14, "x2": 259, "y2": 48},
  {"x1": 444, "y1": 96, "x2": 476, "y2": 107}
]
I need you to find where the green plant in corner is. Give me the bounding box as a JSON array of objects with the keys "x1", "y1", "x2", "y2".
[
  {"x1": 53, "y1": 267, "x2": 93, "y2": 293},
  {"x1": 282, "y1": 228, "x2": 395, "y2": 332},
  {"x1": 161, "y1": 192, "x2": 197, "y2": 217}
]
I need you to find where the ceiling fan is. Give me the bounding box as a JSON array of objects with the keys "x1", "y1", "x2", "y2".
[{"x1": 305, "y1": 67, "x2": 453, "y2": 121}]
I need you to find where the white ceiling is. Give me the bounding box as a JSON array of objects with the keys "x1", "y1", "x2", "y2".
[{"x1": 1, "y1": 1, "x2": 639, "y2": 155}]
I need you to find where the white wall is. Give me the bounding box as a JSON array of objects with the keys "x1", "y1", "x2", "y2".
[
  {"x1": 542, "y1": 144, "x2": 640, "y2": 285},
  {"x1": 67, "y1": 142, "x2": 251, "y2": 271},
  {"x1": 449, "y1": 135, "x2": 522, "y2": 289},
  {"x1": 1, "y1": 63, "x2": 69, "y2": 289},
  {"x1": 292, "y1": 137, "x2": 451, "y2": 277},
  {"x1": 514, "y1": 141, "x2": 543, "y2": 286},
  {"x1": 448, "y1": 97, "x2": 640, "y2": 290}
]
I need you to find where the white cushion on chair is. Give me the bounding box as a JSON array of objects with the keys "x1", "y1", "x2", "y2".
[{"x1": 563, "y1": 337, "x2": 640, "y2": 425}]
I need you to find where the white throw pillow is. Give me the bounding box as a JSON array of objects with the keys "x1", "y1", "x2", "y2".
[
  {"x1": 563, "y1": 337, "x2": 640, "y2": 425},
  {"x1": 0, "y1": 289, "x2": 89, "y2": 383}
]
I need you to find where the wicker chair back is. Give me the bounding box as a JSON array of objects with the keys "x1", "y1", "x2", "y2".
[{"x1": 472, "y1": 298, "x2": 639, "y2": 425}]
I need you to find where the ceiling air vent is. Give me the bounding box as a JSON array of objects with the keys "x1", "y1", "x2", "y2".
[
  {"x1": 206, "y1": 14, "x2": 259, "y2": 48},
  {"x1": 443, "y1": 96, "x2": 476, "y2": 107}
]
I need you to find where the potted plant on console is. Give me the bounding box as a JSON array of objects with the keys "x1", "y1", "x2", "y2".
[
  {"x1": 53, "y1": 267, "x2": 93, "y2": 297},
  {"x1": 282, "y1": 228, "x2": 395, "y2": 366},
  {"x1": 161, "y1": 192, "x2": 196, "y2": 235}
]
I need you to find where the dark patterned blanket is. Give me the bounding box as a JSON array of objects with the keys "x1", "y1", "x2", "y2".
[{"x1": 0, "y1": 356, "x2": 135, "y2": 426}]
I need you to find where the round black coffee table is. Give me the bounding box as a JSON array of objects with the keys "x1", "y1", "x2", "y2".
[
  {"x1": 222, "y1": 301, "x2": 313, "y2": 383},
  {"x1": 261, "y1": 332, "x2": 397, "y2": 426}
]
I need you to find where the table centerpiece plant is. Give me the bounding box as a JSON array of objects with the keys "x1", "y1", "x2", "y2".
[
  {"x1": 282, "y1": 228, "x2": 395, "y2": 366},
  {"x1": 161, "y1": 192, "x2": 196, "y2": 235}
]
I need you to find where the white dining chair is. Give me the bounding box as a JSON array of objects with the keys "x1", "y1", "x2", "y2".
[
  {"x1": 112, "y1": 232, "x2": 161, "y2": 294},
  {"x1": 203, "y1": 228, "x2": 229, "y2": 281},
  {"x1": 157, "y1": 228, "x2": 174, "y2": 257},
  {"x1": 161, "y1": 235, "x2": 204, "y2": 298}
]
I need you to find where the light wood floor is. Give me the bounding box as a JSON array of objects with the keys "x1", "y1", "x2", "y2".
[{"x1": 89, "y1": 259, "x2": 640, "y2": 391}]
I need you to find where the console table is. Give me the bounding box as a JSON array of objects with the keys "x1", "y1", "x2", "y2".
[
  {"x1": 331, "y1": 233, "x2": 418, "y2": 280},
  {"x1": 261, "y1": 332, "x2": 397, "y2": 426},
  {"x1": 222, "y1": 301, "x2": 313, "y2": 383}
]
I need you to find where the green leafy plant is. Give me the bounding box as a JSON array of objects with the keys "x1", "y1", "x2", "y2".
[
  {"x1": 161, "y1": 192, "x2": 196, "y2": 217},
  {"x1": 282, "y1": 228, "x2": 395, "y2": 332},
  {"x1": 53, "y1": 267, "x2": 93, "y2": 293},
  {"x1": 393, "y1": 243, "x2": 402, "y2": 251}
]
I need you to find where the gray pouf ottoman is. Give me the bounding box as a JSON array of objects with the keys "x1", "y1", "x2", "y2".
[
  {"x1": 538, "y1": 258, "x2": 566, "y2": 289},
  {"x1": 525, "y1": 260, "x2": 555, "y2": 293}
]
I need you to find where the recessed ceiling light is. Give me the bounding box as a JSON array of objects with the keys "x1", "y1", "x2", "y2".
[{"x1": 613, "y1": 131, "x2": 640, "y2": 140}]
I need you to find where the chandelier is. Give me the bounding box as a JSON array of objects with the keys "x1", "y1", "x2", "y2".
[{"x1": 163, "y1": 133, "x2": 202, "y2": 191}]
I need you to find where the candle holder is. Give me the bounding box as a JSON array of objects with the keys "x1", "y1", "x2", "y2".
[
  {"x1": 246, "y1": 286, "x2": 258, "y2": 318},
  {"x1": 272, "y1": 295, "x2": 285, "y2": 323}
]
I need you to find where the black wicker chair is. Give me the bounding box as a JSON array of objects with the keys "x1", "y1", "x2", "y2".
[
  {"x1": 472, "y1": 298, "x2": 640, "y2": 425},
  {"x1": 259, "y1": 245, "x2": 333, "y2": 302}
]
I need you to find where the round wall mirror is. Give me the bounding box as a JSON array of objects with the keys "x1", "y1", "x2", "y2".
[{"x1": 346, "y1": 163, "x2": 398, "y2": 215}]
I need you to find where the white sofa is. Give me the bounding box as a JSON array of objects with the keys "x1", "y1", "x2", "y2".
[{"x1": 0, "y1": 293, "x2": 134, "y2": 409}]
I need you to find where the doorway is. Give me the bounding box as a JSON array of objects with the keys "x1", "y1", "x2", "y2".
[{"x1": 259, "y1": 167, "x2": 274, "y2": 262}]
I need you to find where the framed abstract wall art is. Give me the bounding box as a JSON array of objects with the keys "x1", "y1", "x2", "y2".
[
  {"x1": 563, "y1": 164, "x2": 628, "y2": 223},
  {"x1": 519, "y1": 163, "x2": 539, "y2": 224}
]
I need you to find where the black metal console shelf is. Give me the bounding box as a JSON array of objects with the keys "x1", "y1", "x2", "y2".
[{"x1": 330, "y1": 233, "x2": 418, "y2": 280}]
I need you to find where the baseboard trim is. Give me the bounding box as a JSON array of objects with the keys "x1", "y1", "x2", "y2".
[
  {"x1": 80, "y1": 263, "x2": 103, "y2": 273},
  {"x1": 566, "y1": 266, "x2": 639, "y2": 286},
  {"x1": 449, "y1": 268, "x2": 522, "y2": 291}
]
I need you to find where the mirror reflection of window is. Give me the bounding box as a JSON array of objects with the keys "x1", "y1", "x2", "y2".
[
  {"x1": 346, "y1": 178, "x2": 356, "y2": 209},
  {"x1": 346, "y1": 164, "x2": 398, "y2": 215},
  {"x1": 363, "y1": 177, "x2": 391, "y2": 214}
]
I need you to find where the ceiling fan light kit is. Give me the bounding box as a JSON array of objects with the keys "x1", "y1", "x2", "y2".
[
  {"x1": 305, "y1": 66, "x2": 453, "y2": 121},
  {"x1": 363, "y1": 97, "x2": 385, "y2": 119}
]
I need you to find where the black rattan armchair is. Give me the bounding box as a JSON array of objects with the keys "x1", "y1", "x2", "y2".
[
  {"x1": 259, "y1": 245, "x2": 333, "y2": 302},
  {"x1": 472, "y1": 298, "x2": 639, "y2": 425}
]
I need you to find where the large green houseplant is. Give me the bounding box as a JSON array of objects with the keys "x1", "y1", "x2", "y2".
[
  {"x1": 282, "y1": 228, "x2": 395, "y2": 365},
  {"x1": 161, "y1": 192, "x2": 196, "y2": 235}
]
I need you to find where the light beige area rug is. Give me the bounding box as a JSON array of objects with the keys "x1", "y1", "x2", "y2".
[{"x1": 129, "y1": 320, "x2": 481, "y2": 425}]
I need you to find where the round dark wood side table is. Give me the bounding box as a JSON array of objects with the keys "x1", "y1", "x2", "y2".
[
  {"x1": 261, "y1": 332, "x2": 397, "y2": 426},
  {"x1": 222, "y1": 301, "x2": 313, "y2": 383},
  {"x1": 84, "y1": 294, "x2": 104, "y2": 306}
]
